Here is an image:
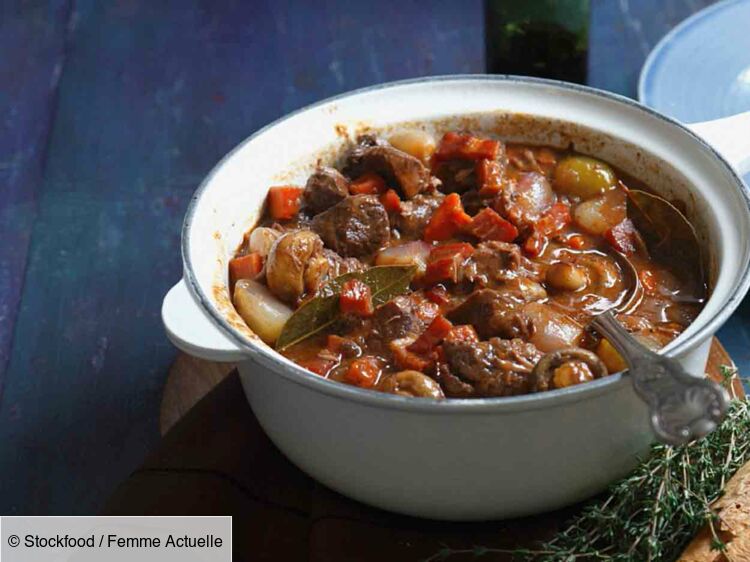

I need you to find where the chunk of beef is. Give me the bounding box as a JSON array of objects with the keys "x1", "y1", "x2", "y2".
[
  {"x1": 302, "y1": 167, "x2": 349, "y2": 214},
  {"x1": 395, "y1": 192, "x2": 444, "y2": 237},
  {"x1": 460, "y1": 241, "x2": 523, "y2": 287},
  {"x1": 498, "y1": 171, "x2": 556, "y2": 226},
  {"x1": 441, "y1": 334, "x2": 543, "y2": 397},
  {"x1": 370, "y1": 294, "x2": 438, "y2": 344},
  {"x1": 447, "y1": 287, "x2": 541, "y2": 339},
  {"x1": 346, "y1": 144, "x2": 430, "y2": 198},
  {"x1": 434, "y1": 160, "x2": 476, "y2": 193},
  {"x1": 461, "y1": 189, "x2": 492, "y2": 216},
  {"x1": 304, "y1": 249, "x2": 364, "y2": 295},
  {"x1": 311, "y1": 195, "x2": 390, "y2": 257}
]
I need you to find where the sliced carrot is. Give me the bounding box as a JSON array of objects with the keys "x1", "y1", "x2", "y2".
[
  {"x1": 408, "y1": 315, "x2": 453, "y2": 355},
  {"x1": 267, "y1": 186, "x2": 303, "y2": 220},
  {"x1": 423, "y1": 193, "x2": 473, "y2": 242},
  {"x1": 476, "y1": 159, "x2": 504, "y2": 196},
  {"x1": 468, "y1": 208, "x2": 518, "y2": 242},
  {"x1": 349, "y1": 172, "x2": 387, "y2": 195},
  {"x1": 344, "y1": 357, "x2": 381, "y2": 388},
  {"x1": 339, "y1": 278, "x2": 374, "y2": 317},
  {"x1": 380, "y1": 188, "x2": 402, "y2": 212},
  {"x1": 433, "y1": 132, "x2": 501, "y2": 162},
  {"x1": 229, "y1": 252, "x2": 264, "y2": 287}
]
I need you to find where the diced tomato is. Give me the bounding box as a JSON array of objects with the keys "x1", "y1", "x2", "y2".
[
  {"x1": 423, "y1": 193, "x2": 473, "y2": 242},
  {"x1": 339, "y1": 278, "x2": 374, "y2": 317},
  {"x1": 565, "y1": 234, "x2": 586, "y2": 250},
  {"x1": 350, "y1": 172, "x2": 387, "y2": 195},
  {"x1": 476, "y1": 159, "x2": 504, "y2": 196},
  {"x1": 380, "y1": 188, "x2": 402, "y2": 212},
  {"x1": 267, "y1": 186, "x2": 303, "y2": 220},
  {"x1": 523, "y1": 202, "x2": 571, "y2": 257},
  {"x1": 425, "y1": 285, "x2": 451, "y2": 305},
  {"x1": 446, "y1": 324, "x2": 479, "y2": 344},
  {"x1": 639, "y1": 269, "x2": 658, "y2": 295},
  {"x1": 605, "y1": 218, "x2": 639, "y2": 255},
  {"x1": 345, "y1": 357, "x2": 381, "y2": 388},
  {"x1": 408, "y1": 315, "x2": 453, "y2": 355},
  {"x1": 468, "y1": 208, "x2": 518, "y2": 242},
  {"x1": 298, "y1": 357, "x2": 337, "y2": 377},
  {"x1": 433, "y1": 132, "x2": 501, "y2": 162},
  {"x1": 228, "y1": 252, "x2": 264, "y2": 287},
  {"x1": 423, "y1": 243, "x2": 475, "y2": 285},
  {"x1": 392, "y1": 344, "x2": 432, "y2": 372}
]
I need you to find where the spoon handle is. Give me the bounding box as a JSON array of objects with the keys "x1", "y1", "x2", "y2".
[{"x1": 591, "y1": 311, "x2": 729, "y2": 446}]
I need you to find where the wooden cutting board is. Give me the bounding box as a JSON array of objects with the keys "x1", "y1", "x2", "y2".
[{"x1": 159, "y1": 337, "x2": 741, "y2": 435}]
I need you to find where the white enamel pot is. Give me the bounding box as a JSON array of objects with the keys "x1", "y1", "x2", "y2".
[{"x1": 162, "y1": 76, "x2": 750, "y2": 520}]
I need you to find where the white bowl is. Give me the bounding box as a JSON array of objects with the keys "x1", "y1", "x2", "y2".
[{"x1": 162, "y1": 76, "x2": 750, "y2": 520}]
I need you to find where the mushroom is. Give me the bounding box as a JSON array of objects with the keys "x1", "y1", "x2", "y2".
[
  {"x1": 265, "y1": 230, "x2": 323, "y2": 304},
  {"x1": 530, "y1": 347, "x2": 608, "y2": 392},
  {"x1": 380, "y1": 370, "x2": 445, "y2": 399}
]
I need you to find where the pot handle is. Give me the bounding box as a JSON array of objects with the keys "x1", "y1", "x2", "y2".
[
  {"x1": 688, "y1": 111, "x2": 750, "y2": 175},
  {"x1": 162, "y1": 279, "x2": 248, "y2": 362}
]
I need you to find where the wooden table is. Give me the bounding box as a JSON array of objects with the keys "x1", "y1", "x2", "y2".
[{"x1": 2, "y1": 0, "x2": 745, "y2": 517}]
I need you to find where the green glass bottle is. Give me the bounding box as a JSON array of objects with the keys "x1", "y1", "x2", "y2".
[{"x1": 485, "y1": 0, "x2": 589, "y2": 84}]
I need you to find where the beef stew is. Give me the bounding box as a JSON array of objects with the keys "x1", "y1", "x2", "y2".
[{"x1": 229, "y1": 130, "x2": 706, "y2": 399}]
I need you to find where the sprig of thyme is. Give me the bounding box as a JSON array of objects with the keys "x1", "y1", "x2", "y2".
[{"x1": 426, "y1": 367, "x2": 749, "y2": 562}]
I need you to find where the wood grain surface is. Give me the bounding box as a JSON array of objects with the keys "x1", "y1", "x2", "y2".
[{"x1": 3, "y1": 0, "x2": 743, "y2": 517}]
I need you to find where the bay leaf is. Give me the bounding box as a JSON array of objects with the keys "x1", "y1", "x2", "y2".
[{"x1": 275, "y1": 265, "x2": 417, "y2": 351}]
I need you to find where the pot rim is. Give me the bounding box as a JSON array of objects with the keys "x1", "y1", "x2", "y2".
[{"x1": 181, "y1": 74, "x2": 750, "y2": 413}]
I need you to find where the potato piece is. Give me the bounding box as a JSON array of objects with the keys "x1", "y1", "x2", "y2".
[
  {"x1": 573, "y1": 188, "x2": 627, "y2": 235},
  {"x1": 233, "y1": 279, "x2": 293, "y2": 344},
  {"x1": 554, "y1": 156, "x2": 617, "y2": 199},
  {"x1": 388, "y1": 130, "x2": 436, "y2": 162}
]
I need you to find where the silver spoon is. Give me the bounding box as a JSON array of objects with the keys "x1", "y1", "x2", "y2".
[{"x1": 590, "y1": 310, "x2": 729, "y2": 446}]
